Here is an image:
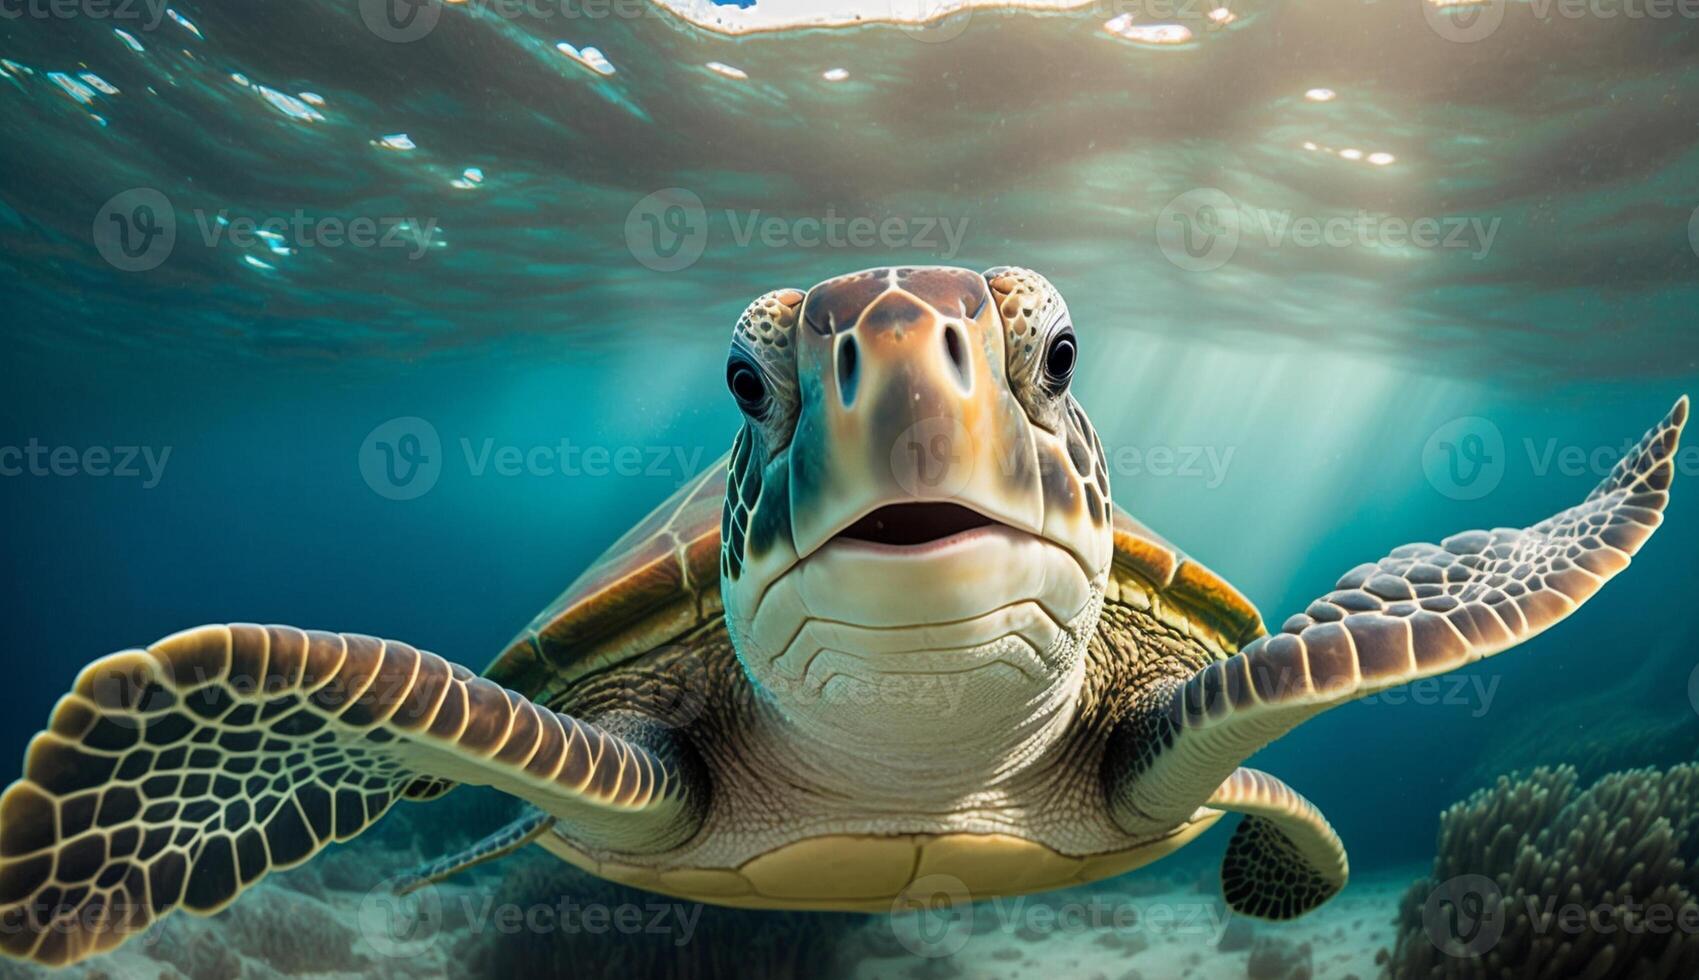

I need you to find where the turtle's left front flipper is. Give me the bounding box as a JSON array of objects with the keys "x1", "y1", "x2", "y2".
[
  {"x1": 1208, "y1": 768, "x2": 1347, "y2": 919},
  {"x1": 0, "y1": 625, "x2": 703, "y2": 966},
  {"x1": 1108, "y1": 396, "x2": 1687, "y2": 914}
]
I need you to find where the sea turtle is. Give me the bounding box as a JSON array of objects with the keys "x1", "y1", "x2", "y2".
[{"x1": 0, "y1": 266, "x2": 1687, "y2": 966}]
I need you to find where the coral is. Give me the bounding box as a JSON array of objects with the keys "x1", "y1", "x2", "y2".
[
  {"x1": 449, "y1": 851, "x2": 867, "y2": 979},
  {"x1": 1385, "y1": 764, "x2": 1699, "y2": 979},
  {"x1": 143, "y1": 880, "x2": 373, "y2": 979}
]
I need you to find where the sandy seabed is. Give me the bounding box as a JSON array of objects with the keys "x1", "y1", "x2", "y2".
[{"x1": 0, "y1": 853, "x2": 1413, "y2": 980}]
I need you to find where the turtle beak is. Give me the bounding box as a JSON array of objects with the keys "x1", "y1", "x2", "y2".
[{"x1": 785, "y1": 267, "x2": 1045, "y2": 561}]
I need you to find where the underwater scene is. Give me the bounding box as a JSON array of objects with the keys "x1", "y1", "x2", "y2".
[{"x1": 3, "y1": 0, "x2": 1699, "y2": 977}]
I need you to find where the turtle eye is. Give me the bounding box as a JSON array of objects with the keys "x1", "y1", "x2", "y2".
[
  {"x1": 727, "y1": 359, "x2": 769, "y2": 417},
  {"x1": 1042, "y1": 328, "x2": 1077, "y2": 395}
]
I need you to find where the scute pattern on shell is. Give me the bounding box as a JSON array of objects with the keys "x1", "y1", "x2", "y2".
[
  {"x1": 1107, "y1": 505, "x2": 1265, "y2": 652},
  {"x1": 487, "y1": 459, "x2": 727, "y2": 697}
]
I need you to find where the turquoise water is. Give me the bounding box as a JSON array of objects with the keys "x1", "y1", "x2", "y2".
[{"x1": 3, "y1": 1, "x2": 1699, "y2": 977}]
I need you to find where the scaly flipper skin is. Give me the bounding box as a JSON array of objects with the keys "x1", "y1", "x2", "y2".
[
  {"x1": 0, "y1": 624, "x2": 702, "y2": 966},
  {"x1": 396, "y1": 807, "x2": 555, "y2": 895},
  {"x1": 1207, "y1": 768, "x2": 1347, "y2": 919},
  {"x1": 1107, "y1": 396, "x2": 1688, "y2": 915}
]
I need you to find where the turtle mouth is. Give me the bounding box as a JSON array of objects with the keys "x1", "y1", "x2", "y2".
[{"x1": 831, "y1": 502, "x2": 1001, "y2": 550}]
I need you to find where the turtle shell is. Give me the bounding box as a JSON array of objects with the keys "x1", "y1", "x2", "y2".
[
  {"x1": 484, "y1": 453, "x2": 730, "y2": 698},
  {"x1": 485, "y1": 451, "x2": 1265, "y2": 695},
  {"x1": 1107, "y1": 506, "x2": 1266, "y2": 655}
]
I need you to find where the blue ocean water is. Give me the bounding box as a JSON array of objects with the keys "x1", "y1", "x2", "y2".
[{"x1": 2, "y1": 1, "x2": 1699, "y2": 977}]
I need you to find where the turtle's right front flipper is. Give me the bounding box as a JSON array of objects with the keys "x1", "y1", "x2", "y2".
[
  {"x1": 0, "y1": 624, "x2": 705, "y2": 967},
  {"x1": 1107, "y1": 396, "x2": 1687, "y2": 917}
]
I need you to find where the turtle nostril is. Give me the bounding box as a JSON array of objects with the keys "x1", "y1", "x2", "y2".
[
  {"x1": 942, "y1": 324, "x2": 970, "y2": 388},
  {"x1": 837, "y1": 335, "x2": 859, "y2": 405}
]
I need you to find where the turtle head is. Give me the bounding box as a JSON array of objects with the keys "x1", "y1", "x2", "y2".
[{"x1": 718, "y1": 267, "x2": 1114, "y2": 756}]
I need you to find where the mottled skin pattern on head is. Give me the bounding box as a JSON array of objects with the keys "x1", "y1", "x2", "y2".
[
  {"x1": 721, "y1": 288, "x2": 804, "y2": 582},
  {"x1": 988, "y1": 266, "x2": 1115, "y2": 530},
  {"x1": 720, "y1": 266, "x2": 1112, "y2": 602}
]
